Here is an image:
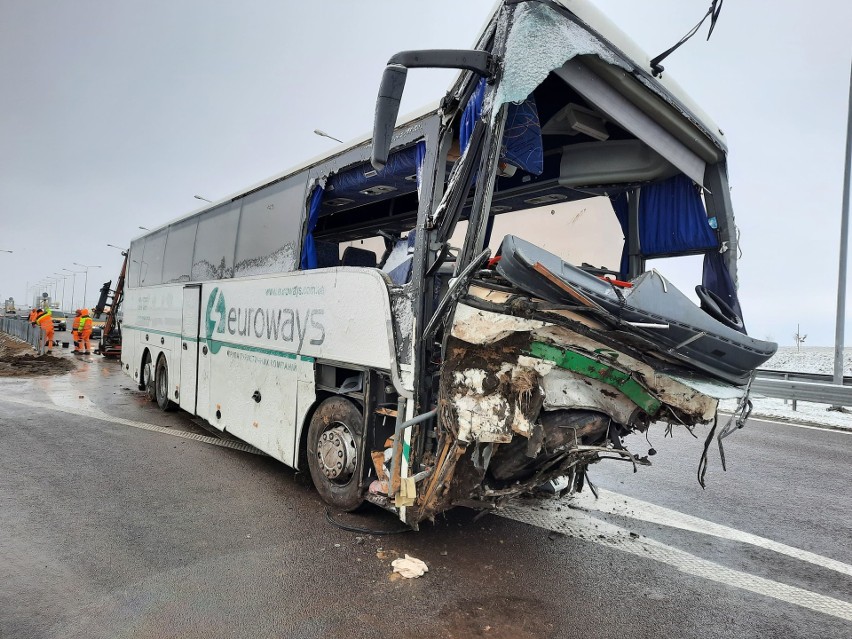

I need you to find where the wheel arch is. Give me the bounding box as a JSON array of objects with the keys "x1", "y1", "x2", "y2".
[
  {"x1": 295, "y1": 390, "x2": 335, "y2": 472},
  {"x1": 138, "y1": 347, "x2": 152, "y2": 390}
]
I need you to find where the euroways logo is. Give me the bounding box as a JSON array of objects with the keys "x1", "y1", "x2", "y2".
[
  {"x1": 204, "y1": 286, "x2": 325, "y2": 356},
  {"x1": 205, "y1": 287, "x2": 227, "y2": 354}
]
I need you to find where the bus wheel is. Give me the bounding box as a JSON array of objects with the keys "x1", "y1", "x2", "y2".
[
  {"x1": 307, "y1": 397, "x2": 365, "y2": 511},
  {"x1": 155, "y1": 356, "x2": 177, "y2": 412},
  {"x1": 142, "y1": 352, "x2": 156, "y2": 401}
]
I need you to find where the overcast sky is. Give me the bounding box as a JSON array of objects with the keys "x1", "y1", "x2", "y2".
[{"x1": 1, "y1": 0, "x2": 850, "y2": 346}]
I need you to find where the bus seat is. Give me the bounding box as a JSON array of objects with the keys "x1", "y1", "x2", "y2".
[
  {"x1": 315, "y1": 240, "x2": 340, "y2": 268},
  {"x1": 341, "y1": 246, "x2": 377, "y2": 268},
  {"x1": 386, "y1": 258, "x2": 413, "y2": 285},
  {"x1": 384, "y1": 231, "x2": 416, "y2": 285}
]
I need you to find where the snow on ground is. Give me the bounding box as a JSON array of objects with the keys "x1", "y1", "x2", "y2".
[{"x1": 719, "y1": 347, "x2": 852, "y2": 431}]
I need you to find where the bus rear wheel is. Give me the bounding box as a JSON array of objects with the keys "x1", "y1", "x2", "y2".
[
  {"x1": 141, "y1": 351, "x2": 156, "y2": 401},
  {"x1": 155, "y1": 356, "x2": 177, "y2": 412},
  {"x1": 306, "y1": 397, "x2": 365, "y2": 511}
]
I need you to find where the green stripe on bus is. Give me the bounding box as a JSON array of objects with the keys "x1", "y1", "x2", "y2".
[
  {"x1": 208, "y1": 338, "x2": 315, "y2": 362},
  {"x1": 527, "y1": 341, "x2": 661, "y2": 414},
  {"x1": 124, "y1": 324, "x2": 314, "y2": 362},
  {"x1": 123, "y1": 325, "x2": 182, "y2": 339}
]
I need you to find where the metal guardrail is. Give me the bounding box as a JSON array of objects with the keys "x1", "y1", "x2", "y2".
[
  {"x1": 0, "y1": 316, "x2": 45, "y2": 354},
  {"x1": 756, "y1": 368, "x2": 852, "y2": 386},
  {"x1": 753, "y1": 369, "x2": 852, "y2": 408}
]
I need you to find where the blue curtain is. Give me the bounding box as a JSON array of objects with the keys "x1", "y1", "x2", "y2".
[
  {"x1": 300, "y1": 184, "x2": 325, "y2": 270},
  {"x1": 703, "y1": 250, "x2": 745, "y2": 330},
  {"x1": 501, "y1": 97, "x2": 543, "y2": 175},
  {"x1": 610, "y1": 191, "x2": 629, "y2": 278},
  {"x1": 638, "y1": 175, "x2": 718, "y2": 255},
  {"x1": 460, "y1": 78, "x2": 543, "y2": 175},
  {"x1": 461, "y1": 79, "x2": 486, "y2": 155}
]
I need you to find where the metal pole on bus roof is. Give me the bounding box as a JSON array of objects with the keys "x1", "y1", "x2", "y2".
[{"x1": 832, "y1": 60, "x2": 852, "y2": 408}]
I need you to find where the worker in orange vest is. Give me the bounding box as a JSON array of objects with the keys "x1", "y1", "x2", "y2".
[
  {"x1": 77, "y1": 308, "x2": 92, "y2": 354},
  {"x1": 71, "y1": 309, "x2": 83, "y2": 350},
  {"x1": 28, "y1": 307, "x2": 39, "y2": 323},
  {"x1": 34, "y1": 307, "x2": 54, "y2": 354}
]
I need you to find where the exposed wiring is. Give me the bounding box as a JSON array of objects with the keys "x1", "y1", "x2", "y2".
[{"x1": 650, "y1": 0, "x2": 725, "y2": 77}]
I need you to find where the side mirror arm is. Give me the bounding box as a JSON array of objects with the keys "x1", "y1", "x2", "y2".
[{"x1": 371, "y1": 49, "x2": 494, "y2": 170}]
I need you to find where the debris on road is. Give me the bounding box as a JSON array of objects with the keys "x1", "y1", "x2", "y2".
[
  {"x1": 391, "y1": 554, "x2": 428, "y2": 578},
  {"x1": 0, "y1": 334, "x2": 75, "y2": 377}
]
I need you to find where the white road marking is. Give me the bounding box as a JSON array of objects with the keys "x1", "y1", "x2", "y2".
[
  {"x1": 0, "y1": 394, "x2": 266, "y2": 456},
  {"x1": 727, "y1": 413, "x2": 852, "y2": 435},
  {"x1": 5, "y1": 391, "x2": 850, "y2": 621},
  {"x1": 500, "y1": 499, "x2": 852, "y2": 622},
  {"x1": 571, "y1": 488, "x2": 852, "y2": 578}
]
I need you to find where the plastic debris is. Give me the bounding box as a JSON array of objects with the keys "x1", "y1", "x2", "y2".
[{"x1": 391, "y1": 554, "x2": 428, "y2": 579}]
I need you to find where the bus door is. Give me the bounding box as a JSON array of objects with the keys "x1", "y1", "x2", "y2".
[{"x1": 179, "y1": 284, "x2": 201, "y2": 414}]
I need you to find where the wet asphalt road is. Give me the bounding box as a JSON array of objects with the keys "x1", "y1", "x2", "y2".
[{"x1": 1, "y1": 342, "x2": 850, "y2": 639}]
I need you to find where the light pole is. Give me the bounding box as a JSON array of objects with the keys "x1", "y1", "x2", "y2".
[
  {"x1": 73, "y1": 263, "x2": 101, "y2": 309},
  {"x1": 63, "y1": 268, "x2": 85, "y2": 310},
  {"x1": 833, "y1": 60, "x2": 852, "y2": 405},
  {"x1": 313, "y1": 129, "x2": 343, "y2": 143},
  {"x1": 107, "y1": 243, "x2": 127, "y2": 252},
  {"x1": 54, "y1": 273, "x2": 69, "y2": 310},
  {"x1": 45, "y1": 277, "x2": 60, "y2": 306},
  {"x1": 0, "y1": 249, "x2": 12, "y2": 253},
  {"x1": 138, "y1": 226, "x2": 150, "y2": 231},
  {"x1": 194, "y1": 195, "x2": 213, "y2": 203}
]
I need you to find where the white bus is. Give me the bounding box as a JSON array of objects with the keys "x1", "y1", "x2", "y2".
[{"x1": 122, "y1": 0, "x2": 775, "y2": 528}]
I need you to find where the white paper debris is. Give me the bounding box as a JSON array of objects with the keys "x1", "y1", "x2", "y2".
[{"x1": 391, "y1": 554, "x2": 429, "y2": 579}]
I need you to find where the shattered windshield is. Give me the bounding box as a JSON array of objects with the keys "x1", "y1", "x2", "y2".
[{"x1": 495, "y1": 2, "x2": 626, "y2": 114}]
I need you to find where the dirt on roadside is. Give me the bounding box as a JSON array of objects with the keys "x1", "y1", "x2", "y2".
[{"x1": 0, "y1": 334, "x2": 77, "y2": 377}]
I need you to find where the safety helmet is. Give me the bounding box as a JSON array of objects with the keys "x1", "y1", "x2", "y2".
[{"x1": 82, "y1": 308, "x2": 90, "y2": 315}]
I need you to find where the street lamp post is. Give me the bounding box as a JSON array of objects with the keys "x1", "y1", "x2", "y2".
[
  {"x1": 62, "y1": 268, "x2": 85, "y2": 310},
  {"x1": 45, "y1": 277, "x2": 60, "y2": 306},
  {"x1": 194, "y1": 195, "x2": 213, "y2": 203},
  {"x1": 54, "y1": 273, "x2": 69, "y2": 310},
  {"x1": 0, "y1": 249, "x2": 13, "y2": 254},
  {"x1": 73, "y1": 263, "x2": 101, "y2": 309},
  {"x1": 313, "y1": 129, "x2": 343, "y2": 143}
]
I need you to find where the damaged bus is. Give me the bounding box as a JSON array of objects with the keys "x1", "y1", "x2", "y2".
[{"x1": 121, "y1": 0, "x2": 776, "y2": 528}]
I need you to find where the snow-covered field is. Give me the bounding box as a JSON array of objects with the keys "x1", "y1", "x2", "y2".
[{"x1": 719, "y1": 346, "x2": 852, "y2": 430}]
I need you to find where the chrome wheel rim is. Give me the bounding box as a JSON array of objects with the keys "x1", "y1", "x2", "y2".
[{"x1": 316, "y1": 422, "x2": 357, "y2": 484}]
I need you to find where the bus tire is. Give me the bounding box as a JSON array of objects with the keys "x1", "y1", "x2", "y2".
[
  {"x1": 155, "y1": 356, "x2": 177, "y2": 412},
  {"x1": 142, "y1": 351, "x2": 156, "y2": 401},
  {"x1": 306, "y1": 396, "x2": 365, "y2": 511}
]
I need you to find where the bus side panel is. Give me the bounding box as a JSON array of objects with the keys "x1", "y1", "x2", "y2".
[
  {"x1": 208, "y1": 347, "x2": 300, "y2": 463},
  {"x1": 178, "y1": 285, "x2": 201, "y2": 413},
  {"x1": 195, "y1": 269, "x2": 397, "y2": 464},
  {"x1": 196, "y1": 331, "x2": 213, "y2": 422},
  {"x1": 120, "y1": 324, "x2": 137, "y2": 385}
]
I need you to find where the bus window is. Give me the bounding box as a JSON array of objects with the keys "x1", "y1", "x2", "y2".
[
  {"x1": 139, "y1": 228, "x2": 167, "y2": 287},
  {"x1": 127, "y1": 239, "x2": 143, "y2": 288},
  {"x1": 233, "y1": 176, "x2": 306, "y2": 278},
  {"x1": 162, "y1": 216, "x2": 198, "y2": 284},
  {"x1": 191, "y1": 202, "x2": 240, "y2": 281}
]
